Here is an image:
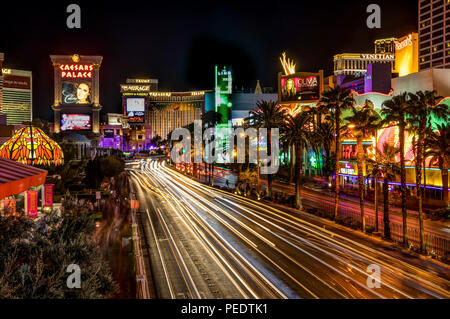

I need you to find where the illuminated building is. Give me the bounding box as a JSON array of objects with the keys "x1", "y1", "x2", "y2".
[
  {"x1": 418, "y1": 0, "x2": 450, "y2": 70},
  {"x1": 148, "y1": 91, "x2": 206, "y2": 141},
  {"x1": 99, "y1": 113, "x2": 124, "y2": 150},
  {"x1": 50, "y1": 54, "x2": 103, "y2": 134},
  {"x1": 0, "y1": 52, "x2": 32, "y2": 125},
  {"x1": 395, "y1": 33, "x2": 419, "y2": 77},
  {"x1": 0, "y1": 69, "x2": 32, "y2": 125},
  {"x1": 333, "y1": 53, "x2": 395, "y2": 77},
  {"x1": 337, "y1": 63, "x2": 392, "y2": 95},
  {"x1": 0, "y1": 53, "x2": 3, "y2": 114},
  {"x1": 341, "y1": 72, "x2": 450, "y2": 199},
  {"x1": 0, "y1": 126, "x2": 64, "y2": 166},
  {"x1": 374, "y1": 37, "x2": 397, "y2": 54}
]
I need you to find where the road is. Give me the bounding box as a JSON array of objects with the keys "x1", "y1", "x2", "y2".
[{"x1": 128, "y1": 159, "x2": 450, "y2": 299}]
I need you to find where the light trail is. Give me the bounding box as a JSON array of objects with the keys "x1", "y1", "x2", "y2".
[{"x1": 132, "y1": 159, "x2": 450, "y2": 299}]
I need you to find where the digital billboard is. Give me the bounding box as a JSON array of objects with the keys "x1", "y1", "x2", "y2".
[
  {"x1": 61, "y1": 82, "x2": 92, "y2": 104},
  {"x1": 279, "y1": 73, "x2": 321, "y2": 103},
  {"x1": 61, "y1": 114, "x2": 92, "y2": 131},
  {"x1": 126, "y1": 98, "x2": 145, "y2": 123}
]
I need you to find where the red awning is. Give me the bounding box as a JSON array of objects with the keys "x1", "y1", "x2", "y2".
[{"x1": 0, "y1": 157, "x2": 48, "y2": 200}]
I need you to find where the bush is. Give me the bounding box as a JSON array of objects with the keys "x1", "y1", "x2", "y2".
[{"x1": 0, "y1": 212, "x2": 118, "y2": 298}]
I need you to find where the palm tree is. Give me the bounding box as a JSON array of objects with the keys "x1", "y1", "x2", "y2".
[
  {"x1": 424, "y1": 124, "x2": 450, "y2": 207},
  {"x1": 381, "y1": 93, "x2": 412, "y2": 247},
  {"x1": 248, "y1": 101, "x2": 285, "y2": 197},
  {"x1": 344, "y1": 102, "x2": 382, "y2": 232},
  {"x1": 367, "y1": 143, "x2": 401, "y2": 240},
  {"x1": 282, "y1": 112, "x2": 312, "y2": 209},
  {"x1": 201, "y1": 111, "x2": 222, "y2": 186},
  {"x1": 320, "y1": 86, "x2": 355, "y2": 220},
  {"x1": 407, "y1": 91, "x2": 448, "y2": 251}
]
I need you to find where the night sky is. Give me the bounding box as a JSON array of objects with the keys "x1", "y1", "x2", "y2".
[{"x1": 0, "y1": 0, "x2": 418, "y2": 121}]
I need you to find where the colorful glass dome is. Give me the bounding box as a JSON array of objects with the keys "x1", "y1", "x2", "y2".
[{"x1": 0, "y1": 126, "x2": 64, "y2": 166}]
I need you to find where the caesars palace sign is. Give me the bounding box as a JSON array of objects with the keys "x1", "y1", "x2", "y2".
[{"x1": 59, "y1": 64, "x2": 94, "y2": 79}]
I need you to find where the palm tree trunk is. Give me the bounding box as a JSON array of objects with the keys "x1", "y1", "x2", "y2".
[
  {"x1": 256, "y1": 139, "x2": 261, "y2": 194},
  {"x1": 399, "y1": 124, "x2": 408, "y2": 247},
  {"x1": 423, "y1": 157, "x2": 427, "y2": 199},
  {"x1": 374, "y1": 177, "x2": 379, "y2": 232},
  {"x1": 383, "y1": 179, "x2": 391, "y2": 239},
  {"x1": 416, "y1": 129, "x2": 425, "y2": 252},
  {"x1": 334, "y1": 107, "x2": 341, "y2": 220},
  {"x1": 441, "y1": 159, "x2": 449, "y2": 207},
  {"x1": 290, "y1": 144, "x2": 295, "y2": 184},
  {"x1": 356, "y1": 137, "x2": 365, "y2": 232},
  {"x1": 267, "y1": 128, "x2": 273, "y2": 197},
  {"x1": 295, "y1": 143, "x2": 303, "y2": 210}
]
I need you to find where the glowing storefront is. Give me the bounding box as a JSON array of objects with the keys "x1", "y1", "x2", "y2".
[{"x1": 339, "y1": 88, "x2": 450, "y2": 199}]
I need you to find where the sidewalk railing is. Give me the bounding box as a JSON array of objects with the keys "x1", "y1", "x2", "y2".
[{"x1": 302, "y1": 196, "x2": 449, "y2": 258}]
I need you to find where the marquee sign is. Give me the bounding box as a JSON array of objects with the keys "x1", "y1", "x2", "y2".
[{"x1": 59, "y1": 64, "x2": 94, "y2": 78}]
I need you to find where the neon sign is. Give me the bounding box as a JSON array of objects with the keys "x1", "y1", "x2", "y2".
[
  {"x1": 360, "y1": 54, "x2": 394, "y2": 60},
  {"x1": 341, "y1": 163, "x2": 356, "y2": 175},
  {"x1": 121, "y1": 85, "x2": 150, "y2": 92},
  {"x1": 59, "y1": 64, "x2": 93, "y2": 78},
  {"x1": 395, "y1": 34, "x2": 413, "y2": 51}
]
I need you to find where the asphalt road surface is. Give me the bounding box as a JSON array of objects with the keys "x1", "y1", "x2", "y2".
[{"x1": 127, "y1": 159, "x2": 450, "y2": 299}]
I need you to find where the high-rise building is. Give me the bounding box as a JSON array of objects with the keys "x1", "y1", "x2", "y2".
[
  {"x1": 0, "y1": 53, "x2": 4, "y2": 114},
  {"x1": 148, "y1": 91, "x2": 205, "y2": 141},
  {"x1": 0, "y1": 68, "x2": 32, "y2": 125},
  {"x1": 374, "y1": 37, "x2": 397, "y2": 54},
  {"x1": 418, "y1": 0, "x2": 450, "y2": 70}
]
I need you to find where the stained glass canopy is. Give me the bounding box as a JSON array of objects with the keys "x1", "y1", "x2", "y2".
[{"x1": 0, "y1": 126, "x2": 64, "y2": 166}]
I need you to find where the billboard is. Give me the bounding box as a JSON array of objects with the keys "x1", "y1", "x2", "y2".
[
  {"x1": 126, "y1": 98, "x2": 145, "y2": 123},
  {"x1": 62, "y1": 81, "x2": 92, "y2": 104},
  {"x1": 61, "y1": 114, "x2": 92, "y2": 131},
  {"x1": 395, "y1": 33, "x2": 419, "y2": 77},
  {"x1": 279, "y1": 73, "x2": 321, "y2": 103}
]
